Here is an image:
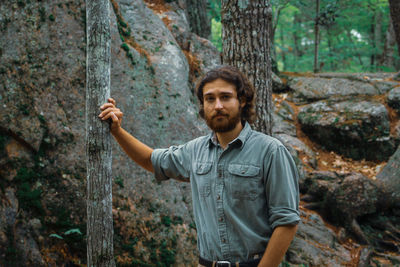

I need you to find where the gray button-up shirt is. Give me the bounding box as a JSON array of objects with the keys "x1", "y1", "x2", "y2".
[{"x1": 151, "y1": 123, "x2": 300, "y2": 262}]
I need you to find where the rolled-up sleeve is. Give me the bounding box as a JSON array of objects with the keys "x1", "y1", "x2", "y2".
[
  {"x1": 151, "y1": 144, "x2": 191, "y2": 182},
  {"x1": 265, "y1": 144, "x2": 300, "y2": 229}
]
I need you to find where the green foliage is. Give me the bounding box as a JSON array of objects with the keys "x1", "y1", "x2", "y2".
[
  {"x1": 49, "y1": 233, "x2": 64, "y2": 239},
  {"x1": 273, "y1": 0, "x2": 396, "y2": 72},
  {"x1": 115, "y1": 176, "x2": 124, "y2": 188},
  {"x1": 211, "y1": 18, "x2": 222, "y2": 52},
  {"x1": 48, "y1": 14, "x2": 55, "y2": 22},
  {"x1": 121, "y1": 43, "x2": 130, "y2": 52},
  {"x1": 208, "y1": 0, "x2": 397, "y2": 72},
  {"x1": 161, "y1": 215, "x2": 171, "y2": 227}
]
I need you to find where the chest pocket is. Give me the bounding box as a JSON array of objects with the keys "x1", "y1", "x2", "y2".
[
  {"x1": 195, "y1": 162, "x2": 213, "y2": 197},
  {"x1": 228, "y1": 164, "x2": 260, "y2": 200}
]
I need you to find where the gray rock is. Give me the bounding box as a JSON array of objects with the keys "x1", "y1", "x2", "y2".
[
  {"x1": 275, "y1": 133, "x2": 317, "y2": 169},
  {"x1": 387, "y1": 87, "x2": 400, "y2": 112},
  {"x1": 272, "y1": 72, "x2": 287, "y2": 93},
  {"x1": 275, "y1": 100, "x2": 295, "y2": 122},
  {"x1": 298, "y1": 100, "x2": 395, "y2": 161},
  {"x1": 372, "y1": 81, "x2": 399, "y2": 94},
  {"x1": 287, "y1": 77, "x2": 379, "y2": 103},
  {"x1": 287, "y1": 209, "x2": 351, "y2": 266},
  {"x1": 376, "y1": 146, "x2": 400, "y2": 208},
  {"x1": 155, "y1": 2, "x2": 220, "y2": 89},
  {"x1": 326, "y1": 173, "x2": 381, "y2": 222},
  {"x1": 272, "y1": 112, "x2": 297, "y2": 137}
]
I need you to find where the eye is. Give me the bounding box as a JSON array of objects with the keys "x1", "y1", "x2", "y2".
[
  {"x1": 221, "y1": 95, "x2": 231, "y2": 100},
  {"x1": 204, "y1": 96, "x2": 215, "y2": 102}
]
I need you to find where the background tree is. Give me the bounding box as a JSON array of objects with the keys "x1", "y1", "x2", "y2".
[
  {"x1": 388, "y1": 0, "x2": 400, "y2": 79},
  {"x1": 210, "y1": 0, "x2": 397, "y2": 73},
  {"x1": 221, "y1": 0, "x2": 273, "y2": 135},
  {"x1": 86, "y1": 0, "x2": 115, "y2": 266},
  {"x1": 314, "y1": 0, "x2": 320, "y2": 73},
  {"x1": 388, "y1": 0, "x2": 400, "y2": 56},
  {"x1": 186, "y1": 0, "x2": 211, "y2": 39}
]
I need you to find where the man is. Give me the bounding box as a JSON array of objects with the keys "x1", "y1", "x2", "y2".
[{"x1": 99, "y1": 65, "x2": 300, "y2": 267}]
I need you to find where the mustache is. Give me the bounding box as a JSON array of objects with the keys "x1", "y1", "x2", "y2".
[{"x1": 212, "y1": 111, "x2": 228, "y2": 118}]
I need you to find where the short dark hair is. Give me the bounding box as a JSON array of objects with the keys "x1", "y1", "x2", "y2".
[{"x1": 195, "y1": 65, "x2": 256, "y2": 124}]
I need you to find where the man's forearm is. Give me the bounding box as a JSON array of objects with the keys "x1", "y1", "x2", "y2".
[
  {"x1": 112, "y1": 127, "x2": 154, "y2": 172},
  {"x1": 258, "y1": 224, "x2": 298, "y2": 267}
]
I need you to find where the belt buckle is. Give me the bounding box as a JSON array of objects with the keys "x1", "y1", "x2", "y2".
[{"x1": 216, "y1": 261, "x2": 231, "y2": 267}]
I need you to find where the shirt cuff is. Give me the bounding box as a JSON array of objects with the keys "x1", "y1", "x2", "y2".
[
  {"x1": 269, "y1": 207, "x2": 300, "y2": 229},
  {"x1": 151, "y1": 148, "x2": 170, "y2": 181}
]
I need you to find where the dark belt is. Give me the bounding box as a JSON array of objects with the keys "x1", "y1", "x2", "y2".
[{"x1": 199, "y1": 256, "x2": 261, "y2": 267}]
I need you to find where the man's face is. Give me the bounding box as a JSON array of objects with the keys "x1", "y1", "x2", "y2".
[{"x1": 202, "y1": 78, "x2": 244, "y2": 133}]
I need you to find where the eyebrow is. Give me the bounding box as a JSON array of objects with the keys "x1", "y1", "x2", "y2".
[{"x1": 204, "y1": 91, "x2": 234, "y2": 96}]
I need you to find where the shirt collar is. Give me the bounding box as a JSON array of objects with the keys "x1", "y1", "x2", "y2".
[{"x1": 208, "y1": 122, "x2": 252, "y2": 149}]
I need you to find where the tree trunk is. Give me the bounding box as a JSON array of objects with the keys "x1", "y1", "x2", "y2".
[
  {"x1": 221, "y1": 0, "x2": 273, "y2": 135},
  {"x1": 381, "y1": 17, "x2": 396, "y2": 68},
  {"x1": 388, "y1": 0, "x2": 400, "y2": 57},
  {"x1": 186, "y1": 0, "x2": 211, "y2": 39},
  {"x1": 292, "y1": 12, "x2": 302, "y2": 68},
  {"x1": 86, "y1": 0, "x2": 115, "y2": 266},
  {"x1": 280, "y1": 25, "x2": 286, "y2": 70},
  {"x1": 313, "y1": 0, "x2": 320, "y2": 73},
  {"x1": 374, "y1": 10, "x2": 382, "y2": 68}
]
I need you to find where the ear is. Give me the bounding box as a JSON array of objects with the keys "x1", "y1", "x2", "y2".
[{"x1": 239, "y1": 97, "x2": 246, "y2": 108}]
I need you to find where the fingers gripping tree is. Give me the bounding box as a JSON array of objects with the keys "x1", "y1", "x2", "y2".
[
  {"x1": 86, "y1": 0, "x2": 115, "y2": 266},
  {"x1": 221, "y1": 0, "x2": 273, "y2": 135}
]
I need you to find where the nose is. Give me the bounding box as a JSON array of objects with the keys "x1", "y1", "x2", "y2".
[{"x1": 215, "y1": 98, "x2": 223, "y2": 109}]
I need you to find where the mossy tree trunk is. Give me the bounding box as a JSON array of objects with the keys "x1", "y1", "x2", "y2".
[
  {"x1": 86, "y1": 0, "x2": 115, "y2": 266},
  {"x1": 186, "y1": 0, "x2": 211, "y2": 39},
  {"x1": 221, "y1": 0, "x2": 273, "y2": 135}
]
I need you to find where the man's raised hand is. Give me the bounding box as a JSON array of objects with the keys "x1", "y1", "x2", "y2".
[{"x1": 99, "y1": 98, "x2": 123, "y2": 134}]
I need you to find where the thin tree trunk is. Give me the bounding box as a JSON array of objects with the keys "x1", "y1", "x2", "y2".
[
  {"x1": 374, "y1": 10, "x2": 382, "y2": 68},
  {"x1": 86, "y1": 0, "x2": 115, "y2": 266},
  {"x1": 327, "y1": 27, "x2": 334, "y2": 71},
  {"x1": 292, "y1": 12, "x2": 302, "y2": 69},
  {"x1": 381, "y1": 17, "x2": 396, "y2": 68},
  {"x1": 280, "y1": 25, "x2": 286, "y2": 70},
  {"x1": 313, "y1": 0, "x2": 320, "y2": 73},
  {"x1": 221, "y1": 0, "x2": 273, "y2": 135},
  {"x1": 186, "y1": 0, "x2": 211, "y2": 39},
  {"x1": 389, "y1": 0, "x2": 400, "y2": 57}
]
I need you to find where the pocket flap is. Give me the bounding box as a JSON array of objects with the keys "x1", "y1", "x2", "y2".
[
  {"x1": 196, "y1": 162, "x2": 212, "y2": 174},
  {"x1": 228, "y1": 164, "x2": 260, "y2": 177}
]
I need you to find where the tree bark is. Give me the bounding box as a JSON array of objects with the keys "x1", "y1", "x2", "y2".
[
  {"x1": 388, "y1": 0, "x2": 400, "y2": 57},
  {"x1": 86, "y1": 0, "x2": 115, "y2": 266},
  {"x1": 381, "y1": 17, "x2": 396, "y2": 68},
  {"x1": 221, "y1": 0, "x2": 273, "y2": 135},
  {"x1": 186, "y1": 0, "x2": 211, "y2": 39},
  {"x1": 313, "y1": 0, "x2": 320, "y2": 73}
]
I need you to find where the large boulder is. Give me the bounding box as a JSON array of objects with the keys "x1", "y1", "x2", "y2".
[
  {"x1": 286, "y1": 209, "x2": 351, "y2": 266},
  {"x1": 0, "y1": 0, "x2": 207, "y2": 264},
  {"x1": 287, "y1": 77, "x2": 379, "y2": 104},
  {"x1": 152, "y1": 1, "x2": 221, "y2": 89},
  {"x1": 387, "y1": 87, "x2": 400, "y2": 112},
  {"x1": 298, "y1": 100, "x2": 395, "y2": 161},
  {"x1": 376, "y1": 146, "x2": 400, "y2": 209}
]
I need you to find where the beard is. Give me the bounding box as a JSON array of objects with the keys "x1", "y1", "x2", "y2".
[{"x1": 204, "y1": 108, "x2": 242, "y2": 133}]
